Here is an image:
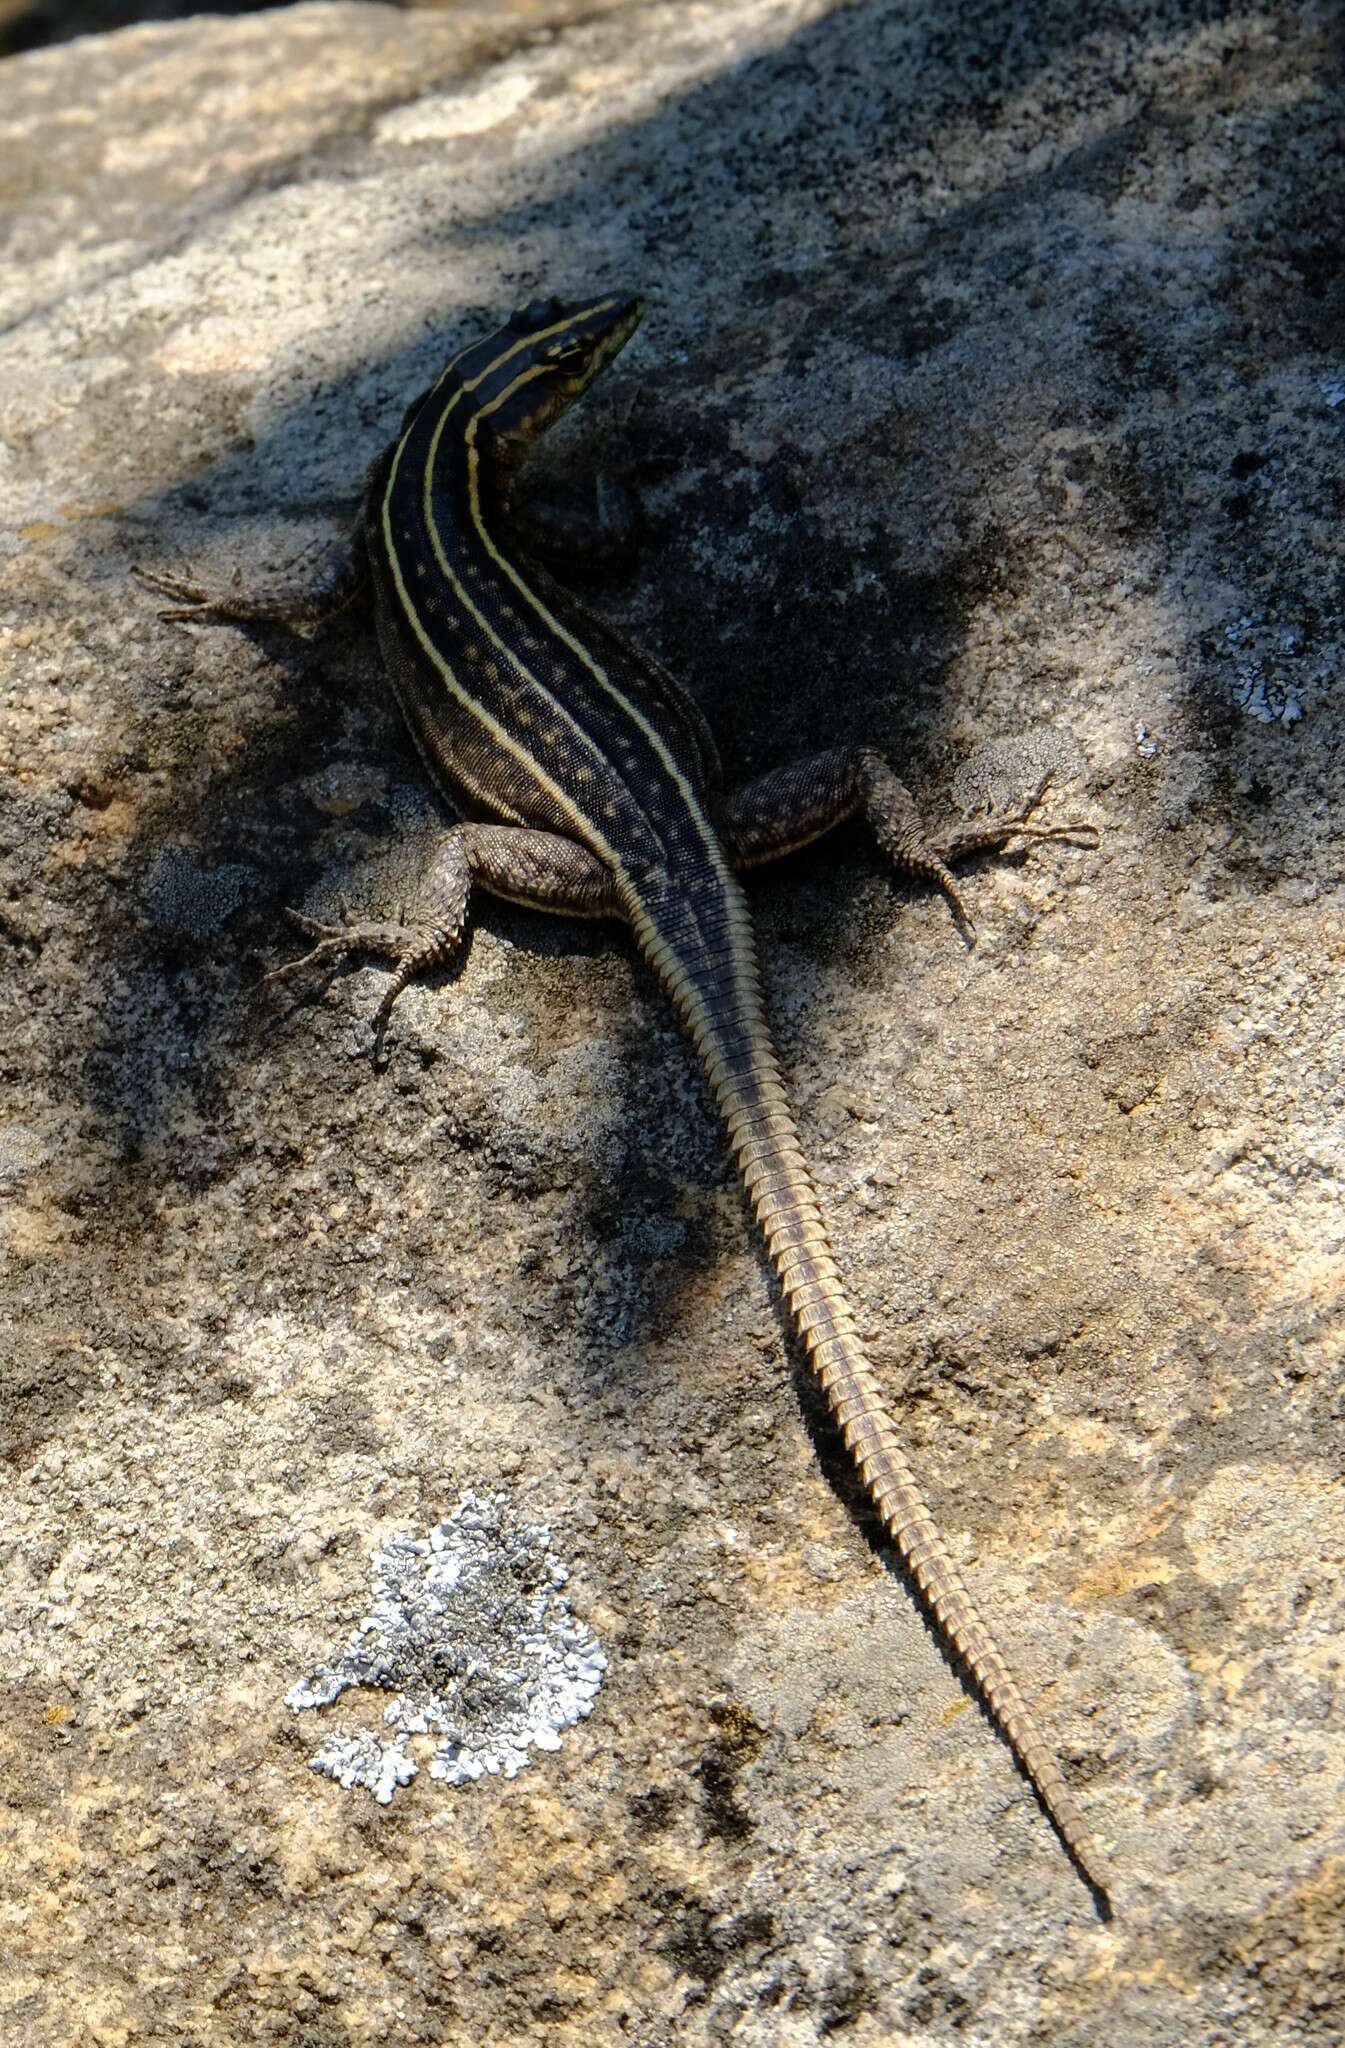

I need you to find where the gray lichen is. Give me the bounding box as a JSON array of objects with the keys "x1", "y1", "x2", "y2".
[
  {"x1": 950, "y1": 728, "x2": 1087, "y2": 817},
  {"x1": 142, "y1": 848, "x2": 258, "y2": 937},
  {"x1": 1223, "y1": 615, "x2": 1307, "y2": 728},
  {"x1": 286, "y1": 1492, "x2": 606, "y2": 1803}
]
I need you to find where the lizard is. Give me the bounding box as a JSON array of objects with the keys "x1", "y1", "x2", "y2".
[{"x1": 138, "y1": 292, "x2": 1108, "y2": 1903}]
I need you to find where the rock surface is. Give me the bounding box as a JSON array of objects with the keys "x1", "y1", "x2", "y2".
[{"x1": 2, "y1": 1, "x2": 1343, "y2": 2041}]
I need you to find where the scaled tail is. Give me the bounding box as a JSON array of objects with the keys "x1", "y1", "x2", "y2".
[{"x1": 627, "y1": 867, "x2": 1109, "y2": 1902}]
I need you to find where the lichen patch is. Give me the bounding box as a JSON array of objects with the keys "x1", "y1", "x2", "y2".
[{"x1": 286, "y1": 1491, "x2": 606, "y2": 1802}]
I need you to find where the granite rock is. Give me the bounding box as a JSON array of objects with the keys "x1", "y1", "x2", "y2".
[{"x1": 1, "y1": 1, "x2": 1343, "y2": 2041}]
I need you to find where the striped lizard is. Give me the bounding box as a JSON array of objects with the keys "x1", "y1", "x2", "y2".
[{"x1": 139, "y1": 293, "x2": 1108, "y2": 1902}]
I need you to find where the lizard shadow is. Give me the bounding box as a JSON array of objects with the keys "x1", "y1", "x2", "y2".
[
  {"x1": 18, "y1": 6, "x2": 1342, "y2": 1926},
  {"x1": 57, "y1": 0, "x2": 1344, "y2": 1203}
]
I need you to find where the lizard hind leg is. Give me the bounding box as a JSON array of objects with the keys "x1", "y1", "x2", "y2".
[
  {"x1": 721, "y1": 748, "x2": 1096, "y2": 941},
  {"x1": 919, "y1": 769, "x2": 1100, "y2": 872},
  {"x1": 266, "y1": 834, "x2": 474, "y2": 1043},
  {"x1": 720, "y1": 745, "x2": 983, "y2": 924},
  {"x1": 267, "y1": 822, "x2": 616, "y2": 1043}
]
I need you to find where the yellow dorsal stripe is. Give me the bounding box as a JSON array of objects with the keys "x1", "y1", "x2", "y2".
[
  {"x1": 382, "y1": 489, "x2": 757, "y2": 1072},
  {"x1": 379, "y1": 455, "x2": 621, "y2": 876},
  {"x1": 380, "y1": 306, "x2": 766, "y2": 1080},
  {"x1": 378, "y1": 302, "x2": 625, "y2": 826},
  {"x1": 416, "y1": 363, "x2": 640, "y2": 828},
  {"x1": 419, "y1": 298, "x2": 622, "y2": 415},
  {"x1": 390, "y1": 306, "x2": 646, "y2": 828},
  {"x1": 385, "y1": 298, "x2": 623, "y2": 570},
  {"x1": 462, "y1": 362, "x2": 760, "y2": 996},
  {"x1": 465, "y1": 373, "x2": 731, "y2": 878}
]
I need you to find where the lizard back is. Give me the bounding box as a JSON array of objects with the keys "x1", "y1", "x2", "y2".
[{"x1": 366, "y1": 292, "x2": 725, "y2": 883}]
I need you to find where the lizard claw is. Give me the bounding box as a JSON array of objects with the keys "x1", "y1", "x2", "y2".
[
  {"x1": 265, "y1": 905, "x2": 393, "y2": 984},
  {"x1": 265, "y1": 905, "x2": 461, "y2": 1045},
  {"x1": 264, "y1": 911, "x2": 358, "y2": 987},
  {"x1": 996, "y1": 773, "x2": 1099, "y2": 849},
  {"x1": 131, "y1": 562, "x2": 230, "y2": 623},
  {"x1": 931, "y1": 778, "x2": 1100, "y2": 870}
]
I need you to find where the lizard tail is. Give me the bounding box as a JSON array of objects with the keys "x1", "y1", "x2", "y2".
[{"x1": 632, "y1": 876, "x2": 1109, "y2": 1903}]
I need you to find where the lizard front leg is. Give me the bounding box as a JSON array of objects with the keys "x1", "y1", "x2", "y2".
[
  {"x1": 506, "y1": 473, "x2": 642, "y2": 574},
  {"x1": 271, "y1": 823, "x2": 615, "y2": 1038},
  {"x1": 134, "y1": 517, "x2": 369, "y2": 629},
  {"x1": 722, "y1": 747, "x2": 1096, "y2": 937}
]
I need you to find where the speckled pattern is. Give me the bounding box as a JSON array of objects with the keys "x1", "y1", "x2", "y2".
[
  {"x1": 1, "y1": 1, "x2": 1343, "y2": 2042},
  {"x1": 286, "y1": 1490, "x2": 606, "y2": 1796}
]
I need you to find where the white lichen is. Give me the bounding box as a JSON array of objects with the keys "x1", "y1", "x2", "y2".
[
  {"x1": 286, "y1": 1491, "x2": 606, "y2": 1802},
  {"x1": 307, "y1": 1728, "x2": 418, "y2": 1805},
  {"x1": 1223, "y1": 615, "x2": 1306, "y2": 727}
]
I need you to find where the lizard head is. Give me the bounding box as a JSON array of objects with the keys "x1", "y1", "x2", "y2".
[{"x1": 469, "y1": 292, "x2": 645, "y2": 445}]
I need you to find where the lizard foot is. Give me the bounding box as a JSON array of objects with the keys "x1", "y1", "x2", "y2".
[
  {"x1": 267, "y1": 903, "x2": 462, "y2": 1039},
  {"x1": 875, "y1": 773, "x2": 1098, "y2": 944},
  {"x1": 930, "y1": 774, "x2": 1099, "y2": 916},
  {"x1": 131, "y1": 562, "x2": 242, "y2": 623}
]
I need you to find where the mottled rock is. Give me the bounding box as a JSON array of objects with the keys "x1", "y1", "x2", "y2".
[{"x1": 1, "y1": 1, "x2": 1343, "y2": 2042}]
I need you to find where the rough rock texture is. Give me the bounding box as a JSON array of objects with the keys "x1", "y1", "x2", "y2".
[{"x1": 2, "y1": 1, "x2": 1343, "y2": 2040}]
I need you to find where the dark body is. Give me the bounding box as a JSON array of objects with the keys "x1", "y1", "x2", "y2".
[{"x1": 142, "y1": 295, "x2": 1107, "y2": 1901}]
